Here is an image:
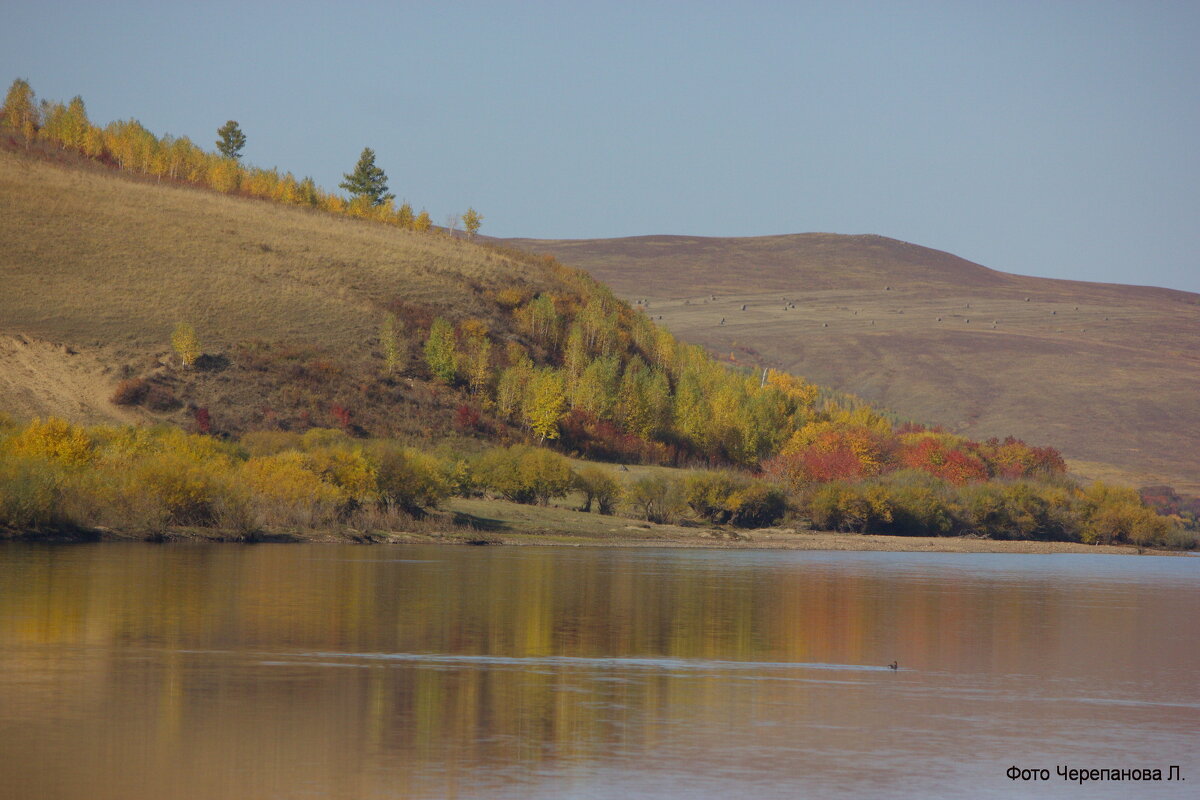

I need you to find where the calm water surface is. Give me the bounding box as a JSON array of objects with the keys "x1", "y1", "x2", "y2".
[{"x1": 0, "y1": 544, "x2": 1196, "y2": 799}]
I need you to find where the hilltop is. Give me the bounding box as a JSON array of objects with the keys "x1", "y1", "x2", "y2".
[{"x1": 505, "y1": 234, "x2": 1200, "y2": 493}]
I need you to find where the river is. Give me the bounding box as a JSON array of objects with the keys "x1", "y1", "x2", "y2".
[{"x1": 0, "y1": 543, "x2": 1195, "y2": 798}]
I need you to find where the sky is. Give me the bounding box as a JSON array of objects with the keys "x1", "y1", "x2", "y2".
[{"x1": 3, "y1": 1, "x2": 1199, "y2": 292}]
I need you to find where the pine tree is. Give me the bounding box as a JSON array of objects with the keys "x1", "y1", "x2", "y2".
[
  {"x1": 215, "y1": 120, "x2": 246, "y2": 160},
  {"x1": 340, "y1": 147, "x2": 394, "y2": 207}
]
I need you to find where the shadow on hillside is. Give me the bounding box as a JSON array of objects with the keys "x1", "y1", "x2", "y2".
[
  {"x1": 452, "y1": 511, "x2": 509, "y2": 532},
  {"x1": 194, "y1": 353, "x2": 230, "y2": 372}
]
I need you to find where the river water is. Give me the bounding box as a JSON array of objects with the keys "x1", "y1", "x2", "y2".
[{"x1": 0, "y1": 543, "x2": 1196, "y2": 799}]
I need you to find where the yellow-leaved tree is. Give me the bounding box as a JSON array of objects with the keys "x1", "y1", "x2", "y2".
[
  {"x1": 524, "y1": 368, "x2": 567, "y2": 442},
  {"x1": 423, "y1": 317, "x2": 458, "y2": 384},
  {"x1": 171, "y1": 322, "x2": 201, "y2": 368},
  {"x1": 1, "y1": 78, "x2": 38, "y2": 144},
  {"x1": 462, "y1": 208, "x2": 483, "y2": 239}
]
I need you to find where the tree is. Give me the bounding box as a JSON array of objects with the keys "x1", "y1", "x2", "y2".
[
  {"x1": 423, "y1": 317, "x2": 458, "y2": 383},
  {"x1": 462, "y1": 207, "x2": 483, "y2": 239},
  {"x1": 575, "y1": 465, "x2": 622, "y2": 514},
  {"x1": 340, "y1": 147, "x2": 394, "y2": 206},
  {"x1": 380, "y1": 313, "x2": 405, "y2": 375},
  {"x1": 171, "y1": 322, "x2": 201, "y2": 368},
  {"x1": 1, "y1": 78, "x2": 38, "y2": 144},
  {"x1": 215, "y1": 120, "x2": 246, "y2": 160},
  {"x1": 461, "y1": 327, "x2": 492, "y2": 396},
  {"x1": 523, "y1": 368, "x2": 567, "y2": 442}
]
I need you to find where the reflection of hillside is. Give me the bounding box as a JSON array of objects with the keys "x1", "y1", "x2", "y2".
[{"x1": 0, "y1": 545, "x2": 1196, "y2": 799}]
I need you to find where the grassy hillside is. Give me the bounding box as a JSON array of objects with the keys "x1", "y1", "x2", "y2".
[
  {"x1": 0, "y1": 146, "x2": 564, "y2": 437},
  {"x1": 2, "y1": 132, "x2": 885, "y2": 469},
  {"x1": 506, "y1": 234, "x2": 1200, "y2": 493}
]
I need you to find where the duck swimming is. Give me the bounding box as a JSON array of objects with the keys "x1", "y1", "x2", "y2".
[{"x1": 887, "y1": 661, "x2": 898, "y2": 670}]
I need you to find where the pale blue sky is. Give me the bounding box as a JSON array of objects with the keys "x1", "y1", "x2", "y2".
[{"x1": 3, "y1": 1, "x2": 1198, "y2": 292}]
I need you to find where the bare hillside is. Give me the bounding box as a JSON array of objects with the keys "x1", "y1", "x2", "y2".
[{"x1": 506, "y1": 234, "x2": 1200, "y2": 492}]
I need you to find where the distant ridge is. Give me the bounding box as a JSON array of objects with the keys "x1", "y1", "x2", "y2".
[
  {"x1": 505, "y1": 233, "x2": 1200, "y2": 492},
  {"x1": 505, "y1": 232, "x2": 1191, "y2": 299}
]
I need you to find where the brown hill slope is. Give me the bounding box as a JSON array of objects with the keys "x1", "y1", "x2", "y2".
[
  {"x1": 0, "y1": 148, "x2": 563, "y2": 438},
  {"x1": 505, "y1": 234, "x2": 1200, "y2": 492}
]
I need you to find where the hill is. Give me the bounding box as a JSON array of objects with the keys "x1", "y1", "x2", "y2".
[
  {"x1": 504, "y1": 234, "x2": 1200, "y2": 493},
  {"x1": 0, "y1": 146, "x2": 565, "y2": 439},
  {"x1": 0, "y1": 102, "x2": 1191, "y2": 547}
]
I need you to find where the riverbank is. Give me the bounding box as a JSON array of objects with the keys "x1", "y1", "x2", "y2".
[{"x1": 3, "y1": 496, "x2": 1184, "y2": 556}]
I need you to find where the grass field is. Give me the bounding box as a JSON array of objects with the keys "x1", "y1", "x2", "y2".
[{"x1": 507, "y1": 234, "x2": 1200, "y2": 493}]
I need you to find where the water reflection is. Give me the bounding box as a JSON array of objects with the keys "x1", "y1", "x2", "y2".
[{"x1": 0, "y1": 544, "x2": 1196, "y2": 799}]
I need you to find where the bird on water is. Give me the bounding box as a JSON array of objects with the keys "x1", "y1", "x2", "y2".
[{"x1": 888, "y1": 661, "x2": 898, "y2": 670}]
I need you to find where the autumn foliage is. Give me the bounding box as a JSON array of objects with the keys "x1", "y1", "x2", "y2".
[
  {"x1": 2, "y1": 78, "x2": 1178, "y2": 546},
  {"x1": 1, "y1": 80, "x2": 443, "y2": 233}
]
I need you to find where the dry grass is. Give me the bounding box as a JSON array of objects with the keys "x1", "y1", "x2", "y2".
[
  {"x1": 509, "y1": 234, "x2": 1200, "y2": 493},
  {"x1": 0, "y1": 149, "x2": 554, "y2": 353},
  {"x1": 0, "y1": 148, "x2": 565, "y2": 434}
]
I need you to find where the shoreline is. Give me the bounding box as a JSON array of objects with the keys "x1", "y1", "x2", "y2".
[{"x1": 2, "y1": 523, "x2": 1184, "y2": 556}]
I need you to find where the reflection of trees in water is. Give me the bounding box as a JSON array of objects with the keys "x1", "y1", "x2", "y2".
[{"x1": 0, "y1": 546, "x2": 1191, "y2": 798}]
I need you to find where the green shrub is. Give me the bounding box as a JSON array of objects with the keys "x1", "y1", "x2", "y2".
[
  {"x1": 726, "y1": 482, "x2": 788, "y2": 528},
  {"x1": 474, "y1": 445, "x2": 574, "y2": 505},
  {"x1": 372, "y1": 444, "x2": 449, "y2": 513},
  {"x1": 574, "y1": 465, "x2": 622, "y2": 514},
  {"x1": 1161, "y1": 525, "x2": 1198, "y2": 551},
  {"x1": 878, "y1": 470, "x2": 956, "y2": 537},
  {"x1": 0, "y1": 455, "x2": 65, "y2": 529},
  {"x1": 806, "y1": 482, "x2": 893, "y2": 533},
  {"x1": 684, "y1": 470, "x2": 747, "y2": 524},
  {"x1": 474, "y1": 445, "x2": 536, "y2": 504},
  {"x1": 684, "y1": 470, "x2": 786, "y2": 527},
  {"x1": 625, "y1": 474, "x2": 687, "y2": 524}
]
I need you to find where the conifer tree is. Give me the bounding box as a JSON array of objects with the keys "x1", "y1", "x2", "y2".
[
  {"x1": 215, "y1": 120, "x2": 246, "y2": 160},
  {"x1": 340, "y1": 147, "x2": 394, "y2": 206}
]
